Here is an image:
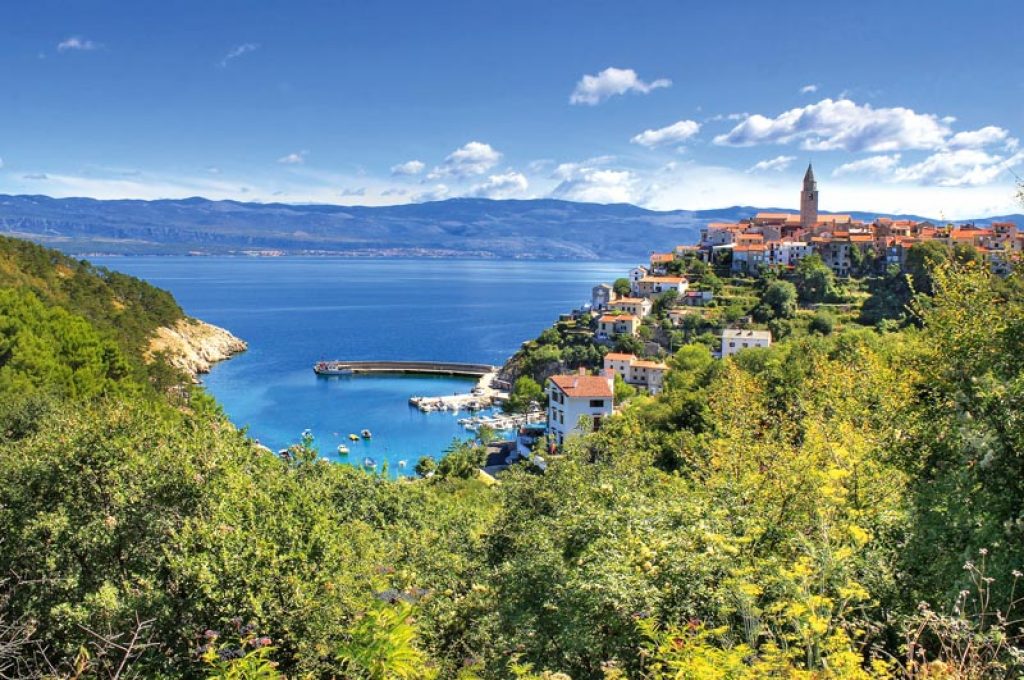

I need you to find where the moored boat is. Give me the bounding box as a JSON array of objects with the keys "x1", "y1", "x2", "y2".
[
  {"x1": 360, "y1": 429, "x2": 372, "y2": 439},
  {"x1": 337, "y1": 445, "x2": 350, "y2": 455},
  {"x1": 348, "y1": 433, "x2": 360, "y2": 441},
  {"x1": 314, "y1": 361, "x2": 354, "y2": 376}
]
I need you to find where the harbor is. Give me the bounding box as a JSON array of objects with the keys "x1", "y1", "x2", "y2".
[{"x1": 407, "y1": 366, "x2": 508, "y2": 412}]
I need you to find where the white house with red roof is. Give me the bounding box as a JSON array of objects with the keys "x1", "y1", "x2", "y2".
[{"x1": 546, "y1": 370, "x2": 615, "y2": 447}]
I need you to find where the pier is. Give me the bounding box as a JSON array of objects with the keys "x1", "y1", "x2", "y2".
[{"x1": 314, "y1": 360, "x2": 496, "y2": 377}]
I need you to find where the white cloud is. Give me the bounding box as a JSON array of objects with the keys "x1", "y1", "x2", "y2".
[
  {"x1": 713, "y1": 98, "x2": 952, "y2": 152},
  {"x1": 631, "y1": 119, "x2": 701, "y2": 148},
  {"x1": 800, "y1": 84, "x2": 818, "y2": 94},
  {"x1": 22, "y1": 173, "x2": 49, "y2": 180},
  {"x1": 428, "y1": 141, "x2": 501, "y2": 179},
  {"x1": 707, "y1": 112, "x2": 748, "y2": 122},
  {"x1": 390, "y1": 160, "x2": 425, "y2": 176},
  {"x1": 829, "y1": 148, "x2": 1023, "y2": 187},
  {"x1": 832, "y1": 154, "x2": 902, "y2": 177},
  {"x1": 0, "y1": 157, "x2": 4, "y2": 169},
  {"x1": 339, "y1": 187, "x2": 367, "y2": 197},
  {"x1": 468, "y1": 171, "x2": 529, "y2": 199},
  {"x1": 206, "y1": 166, "x2": 221, "y2": 174},
  {"x1": 57, "y1": 37, "x2": 99, "y2": 52},
  {"x1": 893, "y1": 149, "x2": 1024, "y2": 187},
  {"x1": 550, "y1": 159, "x2": 637, "y2": 203},
  {"x1": 220, "y1": 43, "x2": 259, "y2": 67},
  {"x1": 947, "y1": 126, "x2": 1010, "y2": 150},
  {"x1": 569, "y1": 67, "x2": 671, "y2": 106},
  {"x1": 746, "y1": 155, "x2": 796, "y2": 173},
  {"x1": 277, "y1": 151, "x2": 307, "y2": 165}
]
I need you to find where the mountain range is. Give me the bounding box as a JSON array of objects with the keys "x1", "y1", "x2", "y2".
[{"x1": 0, "y1": 194, "x2": 1020, "y2": 260}]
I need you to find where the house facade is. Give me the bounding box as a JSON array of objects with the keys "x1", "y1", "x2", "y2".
[
  {"x1": 603, "y1": 352, "x2": 669, "y2": 395},
  {"x1": 597, "y1": 314, "x2": 639, "y2": 339},
  {"x1": 546, "y1": 371, "x2": 615, "y2": 447},
  {"x1": 721, "y1": 328, "x2": 772, "y2": 357},
  {"x1": 608, "y1": 296, "x2": 652, "y2": 319}
]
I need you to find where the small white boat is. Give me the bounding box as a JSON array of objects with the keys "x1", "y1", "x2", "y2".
[
  {"x1": 363, "y1": 457, "x2": 377, "y2": 468},
  {"x1": 337, "y1": 445, "x2": 350, "y2": 455},
  {"x1": 348, "y1": 433, "x2": 360, "y2": 441},
  {"x1": 360, "y1": 429, "x2": 373, "y2": 439},
  {"x1": 397, "y1": 459, "x2": 407, "y2": 468},
  {"x1": 314, "y1": 361, "x2": 353, "y2": 376}
]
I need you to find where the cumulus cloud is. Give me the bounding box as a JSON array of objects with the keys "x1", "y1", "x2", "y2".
[
  {"x1": 22, "y1": 173, "x2": 49, "y2": 180},
  {"x1": 390, "y1": 160, "x2": 425, "y2": 176},
  {"x1": 800, "y1": 84, "x2": 818, "y2": 94},
  {"x1": 57, "y1": 37, "x2": 99, "y2": 52},
  {"x1": 893, "y1": 149, "x2": 1024, "y2": 187},
  {"x1": 277, "y1": 151, "x2": 307, "y2": 165},
  {"x1": 339, "y1": 187, "x2": 366, "y2": 197},
  {"x1": 220, "y1": 43, "x2": 258, "y2": 67},
  {"x1": 381, "y1": 188, "x2": 408, "y2": 197},
  {"x1": 947, "y1": 126, "x2": 1010, "y2": 150},
  {"x1": 713, "y1": 98, "x2": 952, "y2": 152},
  {"x1": 833, "y1": 154, "x2": 902, "y2": 177},
  {"x1": 550, "y1": 159, "x2": 637, "y2": 203},
  {"x1": 428, "y1": 141, "x2": 501, "y2": 179},
  {"x1": 831, "y1": 149, "x2": 1023, "y2": 187},
  {"x1": 746, "y1": 155, "x2": 796, "y2": 173},
  {"x1": 468, "y1": 171, "x2": 529, "y2": 199},
  {"x1": 631, "y1": 119, "x2": 701, "y2": 148},
  {"x1": 569, "y1": 67, "x2": 671, "y2": 105}
]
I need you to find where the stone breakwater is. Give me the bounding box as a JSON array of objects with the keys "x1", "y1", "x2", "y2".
[{"x1": 148, "y1": 318, "x2": 247, "y2": 380}]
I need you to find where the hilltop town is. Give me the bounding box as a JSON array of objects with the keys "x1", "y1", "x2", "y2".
[{"x1": 500, "y1": 166, "x2": 1021, "y2": 453}]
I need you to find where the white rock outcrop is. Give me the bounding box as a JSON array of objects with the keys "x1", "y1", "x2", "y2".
[{"x1": 148, "y1": 318, "x2": 247, "y2": 380}]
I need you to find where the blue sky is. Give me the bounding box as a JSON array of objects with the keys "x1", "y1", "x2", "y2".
[{"x1": 1, "y1": 0, "x2": 1022, "y2": 217}]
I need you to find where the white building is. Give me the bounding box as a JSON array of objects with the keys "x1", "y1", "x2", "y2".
[
  {"x1": 721, "y1": 328, "x2": 772, "y2": 358},
  {"x1": 628, "y1": 266, "x2": 649, "y2": 294},
  {"x1": 633, "y1": 276, "x2": 688, "y2": 298},
  {"x1": 603, "y1": 352, "x2": 669, "y2": 395},
  {"x1": 546, "y1": 371, "x2": 614, "y2": 447},
  {"x1": 608, "y1": 296, "x2": 652, "y2": 319}
]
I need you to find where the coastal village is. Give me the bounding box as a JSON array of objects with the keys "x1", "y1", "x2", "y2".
[{"x1": 474, "y1": 165, "x2": 1022, "y2": 468}]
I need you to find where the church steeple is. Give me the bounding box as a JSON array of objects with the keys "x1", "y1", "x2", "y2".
[
  {"x1": 800, "y1": 163, "x2": 818, "y2": 228},
  {"x1": 803, "y1": 163, "x2": 816, "y2": 190}
]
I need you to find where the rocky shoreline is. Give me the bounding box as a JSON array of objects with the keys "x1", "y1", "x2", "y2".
[{"x1": 148, "y1": 317, "x2": 247, "y2": 381}]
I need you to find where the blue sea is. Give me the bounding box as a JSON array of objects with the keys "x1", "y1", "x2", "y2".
[{"x1": 93, "y1": 257, "x2": 630, "y2": 474}]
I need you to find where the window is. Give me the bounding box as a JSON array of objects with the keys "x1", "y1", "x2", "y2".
[{"x1": 589, "y1": 399, "x2": 604, "y2": 408}]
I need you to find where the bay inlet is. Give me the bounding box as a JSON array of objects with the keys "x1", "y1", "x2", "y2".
[{"x1": 93, "y1": 256, "x2": 631, "y2": 474}]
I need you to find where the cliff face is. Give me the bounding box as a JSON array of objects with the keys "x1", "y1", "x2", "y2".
[{"x1": 148, "y1": 318, "x2": 247, "y2": 380}]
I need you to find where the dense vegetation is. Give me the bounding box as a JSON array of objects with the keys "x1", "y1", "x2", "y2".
[{"x1": 2, "y1": 235, "x2": 1024, "y2": 678}]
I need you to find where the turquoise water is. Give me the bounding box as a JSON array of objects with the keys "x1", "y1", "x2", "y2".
[{"x1": 93, "y1": 257, "x2": 630, "y2": 474}]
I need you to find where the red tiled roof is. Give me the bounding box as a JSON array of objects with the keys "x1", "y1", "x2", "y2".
[{"x1": 549, "y1": 374, "x2": 613, "y2": 398}]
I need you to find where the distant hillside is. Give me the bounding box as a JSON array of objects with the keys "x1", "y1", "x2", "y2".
[{"x1": 0, "y1": 194, "x2": 1018, "y2": 259}]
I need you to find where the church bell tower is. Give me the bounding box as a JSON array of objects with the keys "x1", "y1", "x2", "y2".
[{"x1": 800, "y1": 163, "x2": 818, "y2": 229}]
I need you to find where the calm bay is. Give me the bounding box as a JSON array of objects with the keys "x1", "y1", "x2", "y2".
[{"x1": 93, "y1": 256, "x2": 630, "y2": 474}]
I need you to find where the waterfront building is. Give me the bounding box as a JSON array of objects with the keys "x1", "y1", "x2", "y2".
[{"x1": 546, "y1": 370, "x2": 614, "y2": 446}]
